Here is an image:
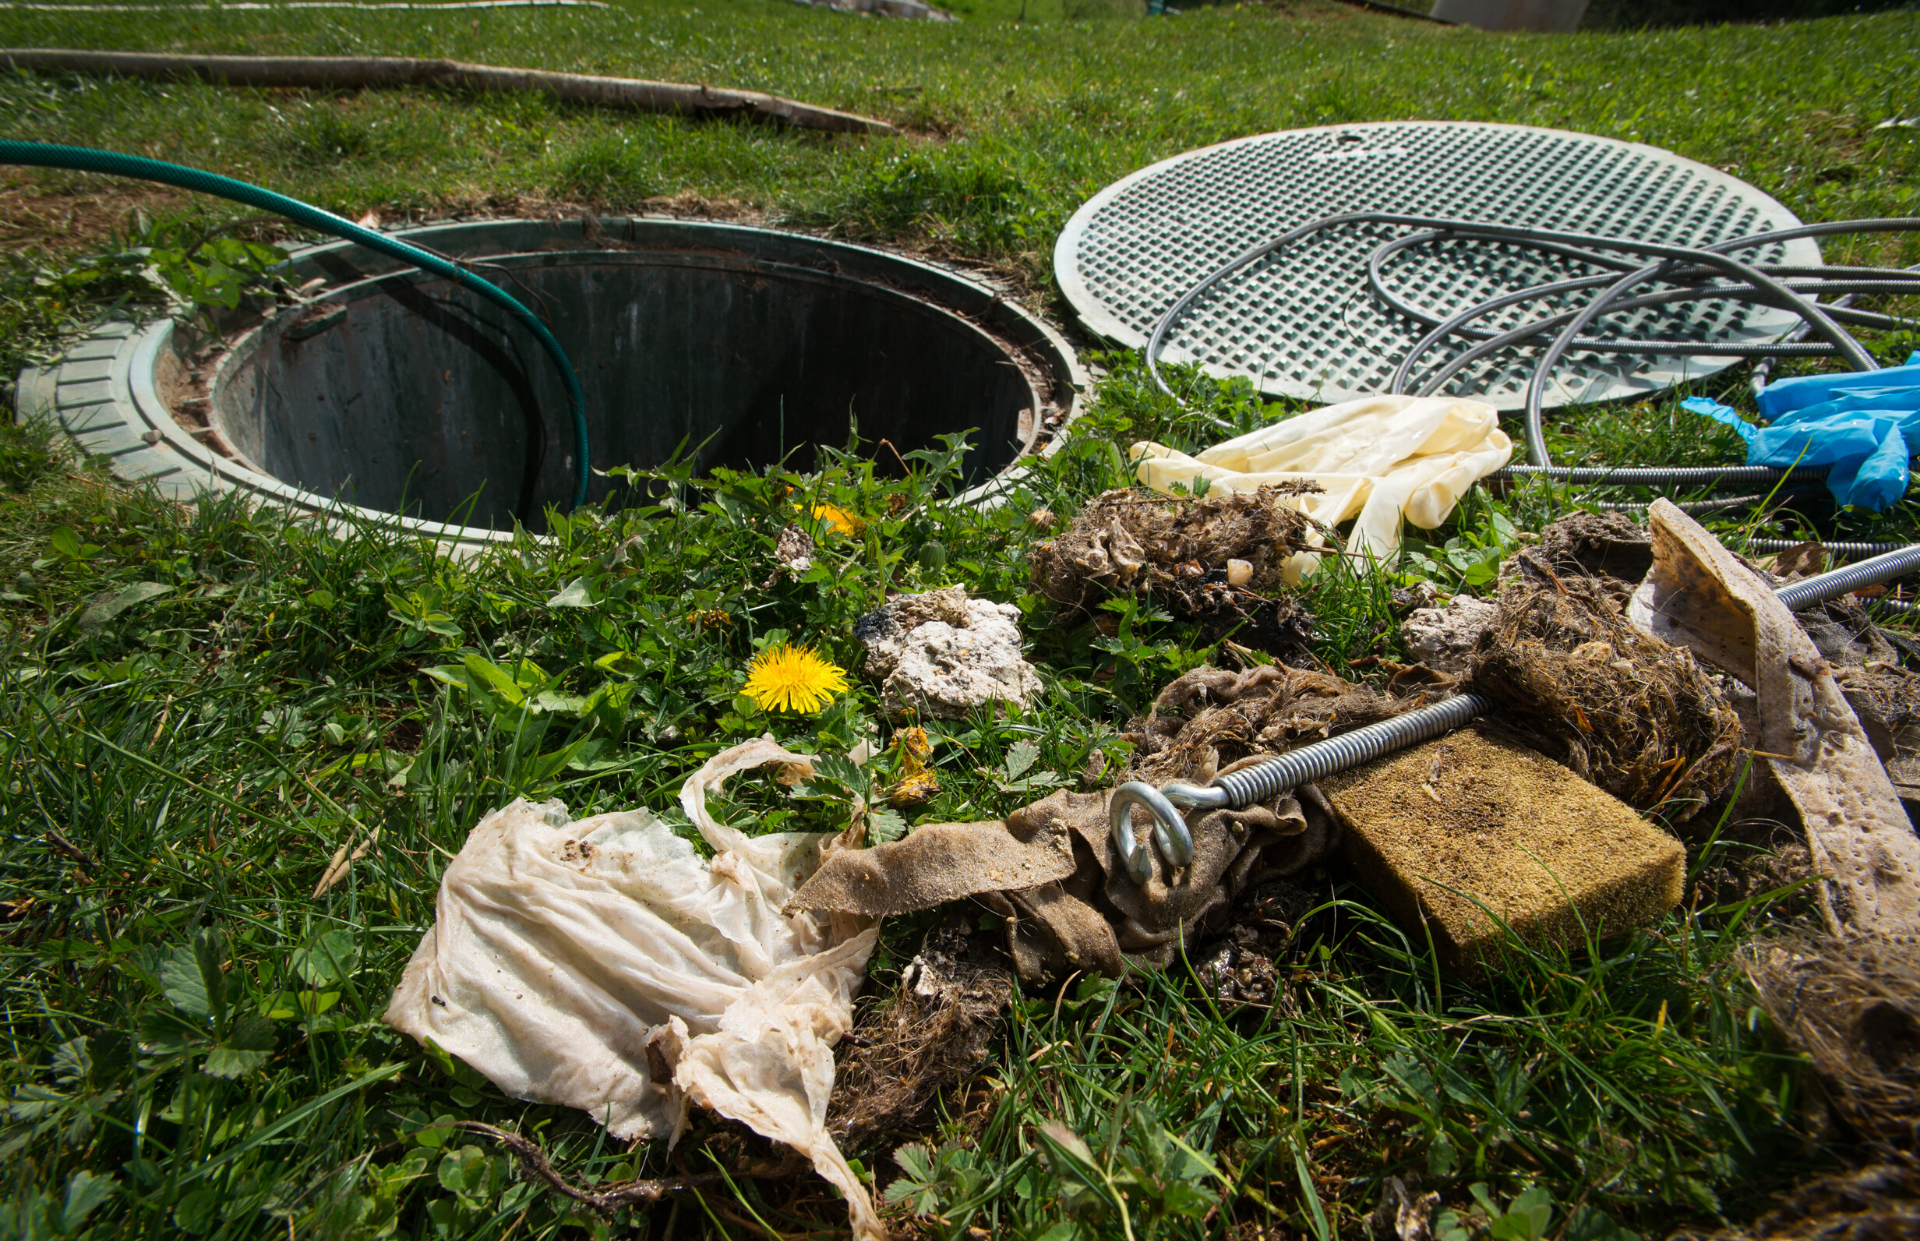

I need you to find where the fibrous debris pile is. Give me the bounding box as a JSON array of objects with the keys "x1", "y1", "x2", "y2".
[
  {"x1": 1707, "y1": 934, "x2": 1920, "y2": 1241},
  {"x1": 827, "y1": 916, "x2": 1013, "y2": 1144},
  {"x1": 1507, "y1": 509, "x2": 1654, "y2": 596},
  {"x1": 1467, "y1": 542, "x2": 1741, "y2": 821},
  {"x1": 1123, "y1": 662, "x2": 1416, "y2": 791},
  {"x1": 853, "y1": 585, "x2": 1042, "y2": 722},
  {"x1": 1694, "y1": 824, "x2": 1823, "y2": 927},
  {"x1": 1674, "y1": 1160, "x2": 1920, "y2": 1241},
  {"x1": 1744, "y1": 931, "x2": 1920, "y2": 1150},
  {"x1": 1029, "y1": 487, "x2": 1319, "y2": 657}
]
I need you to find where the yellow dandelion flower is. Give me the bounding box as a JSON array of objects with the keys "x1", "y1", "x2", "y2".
[
  {"x1": 810, "y1": 503, "x2": 865, "y2": 537},
  {"x1": 742, "y1": 643, "x2": 849, "y2": 714}
]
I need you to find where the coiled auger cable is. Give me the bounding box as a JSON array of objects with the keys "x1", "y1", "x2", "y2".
[
  {"x1": 1144, "y1": 212, "x2": 1920, "y2": 492},
  {"x1": 1108, "y1": 540, "x2": 1920, "y2": 884},
  {"x1": 0, "y1": 141, "x2": 592, "y2": 511}
]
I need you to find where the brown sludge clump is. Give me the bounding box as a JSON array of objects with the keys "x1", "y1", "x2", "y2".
[
  {"x1": 1028, "y1": 486, "x2": 1320, "y2": 657},
  {"x1": 828, "y1": 917, "x2": 1013, "y2": 1144},
  {"x1": 1743, "y1": 931, "x2": 1920, "y2": 1149},
  {"x1": 1469, "y1": 552, "x2": 1741, "y2": 823},
  {"x1": 1322, "y1": 728, "x2": 1684, "y2": 980}
]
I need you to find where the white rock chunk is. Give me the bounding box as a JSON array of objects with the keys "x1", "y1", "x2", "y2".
[
  {"x1": 854, "y1": 585, "x2": 1042, "y2": 721},
  {"x1": 1401, "y1": 594, "x2": 1500, "y2": 676}
]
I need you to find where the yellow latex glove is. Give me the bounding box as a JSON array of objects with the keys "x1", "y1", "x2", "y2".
[{"x1": 1132, "y1": 394, "x2": 1511, "y2": 581}]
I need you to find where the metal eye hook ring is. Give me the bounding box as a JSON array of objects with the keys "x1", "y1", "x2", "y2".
[
  {"x1": 1110, "y1": 781, "x2": 1218, "y2": 884},
  {"x1": 1109, "y1": 782, "x2": 1178, "y2": 884}
]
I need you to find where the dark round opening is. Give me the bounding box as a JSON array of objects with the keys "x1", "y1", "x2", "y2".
[{"x1": 211, "y1": 226, "x2": 1062, "y2": 532}]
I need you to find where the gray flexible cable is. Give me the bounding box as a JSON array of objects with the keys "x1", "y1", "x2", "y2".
[
  {"x1": 1518, "y1": 255, "x2": 1858, "y2": 467},
  {"x1": 1143, "y1": 212, "x2": 1901, "y2": 405},
  {"x1": 1144, "y1": 213, "x2": 1920, "y2": 492},
  {"x1": 1492, "y1": 464, "x2": 1829, "y2": 486},
  {"x1": 1379, "y1": 264, "x2": 1918, "y2": 377},
  {"x1": 1593, "y1": 489, "x2": 1821, "y2": 518},
  {"x1": 1774, "y1": 543, "x2": 1920, "y2": 610},
  {"x1": 1212, "y1": 691, "x2": 1492, "y2": 806},
  {"x1": 1394, "y1": 278, "x2": 1917, "y2": 396},
  {"x1": 1746, "y1": 538, "x2": 1918, "y2": 557}
]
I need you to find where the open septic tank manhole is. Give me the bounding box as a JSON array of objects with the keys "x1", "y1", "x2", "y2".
[{"x1": 18, "y1": 219, "x2": 1084, "y2": 548}]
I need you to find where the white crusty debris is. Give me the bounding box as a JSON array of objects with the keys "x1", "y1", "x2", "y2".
[
  {"x1": 854, "y1": 585, "x2": 1042, "y2": 721},
  {"x1": 1401, "y1": 595, "x2": 1501, "y2": 676}
]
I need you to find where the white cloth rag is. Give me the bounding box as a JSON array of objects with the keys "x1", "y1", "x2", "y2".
[
  {"x1": 383, "y1": 736, "x2": 883, "y2": 1241},
  {"x1": 1131, "y1": 394, "x2": 1512, "y2": 579}
]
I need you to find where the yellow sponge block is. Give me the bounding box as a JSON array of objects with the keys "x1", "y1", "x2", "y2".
[{"x1": 1321, "y1": 727, "x2": 1685, "y2": 978}]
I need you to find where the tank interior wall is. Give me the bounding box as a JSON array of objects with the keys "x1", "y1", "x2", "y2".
[{"x1": 213, "y1": 252, "x2": 1039, "y2": 531}]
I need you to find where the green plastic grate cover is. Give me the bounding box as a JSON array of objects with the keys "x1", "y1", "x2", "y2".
[{"x1": 1054, "y1": 121, "x2": 1822, "y2": 409}]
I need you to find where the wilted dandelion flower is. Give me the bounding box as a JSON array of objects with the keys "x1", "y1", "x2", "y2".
[
  {"x1": 887, "y1": 726, "x2": 939, "y2": 809},
  {"x1": 743, "y1": 643, "x2": 849, "y2": 714}
]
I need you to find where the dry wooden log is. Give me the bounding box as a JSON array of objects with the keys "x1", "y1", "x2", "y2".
[{"x1": 0, "y1": 48, "x2": 899, "y2": 136}]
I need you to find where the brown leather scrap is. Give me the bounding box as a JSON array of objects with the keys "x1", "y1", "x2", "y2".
[
  {"x1": 783, "y1": 816, "x2": 1076, "y2": 919},
  {"x1": 1632, "y1": 499, "x2": 1920, "y2": 936}
]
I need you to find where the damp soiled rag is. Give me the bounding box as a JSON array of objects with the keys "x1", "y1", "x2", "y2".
[
  {"x1": 1681, "y1": 355, "x2": 1920, "y2": 512},
  {"x1": 382, "y1": 737, "x2": 884, "y2": 1241},
  {"x1": 1130, "y1": 394, "x2": 1512, "y2": 579}
]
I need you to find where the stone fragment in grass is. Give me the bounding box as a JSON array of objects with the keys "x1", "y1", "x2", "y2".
[
  {"x1": 1322, "y1": 726, "x2": 1684, "y2": 980},
  {"x1": 853, "y1": 585, "x2": 1041, "y2": 722},
  {"x1": 1401, "y1": 594, "x2": 1498, "y2": 676}
]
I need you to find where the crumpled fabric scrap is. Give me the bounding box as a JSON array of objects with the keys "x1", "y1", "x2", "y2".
[
  {"x1": 383, "y1": 736, "x2": 884, "y2": 1241},
  {"x1": 1130, "y1": 394, "x2": 1512, "y2": 578}
]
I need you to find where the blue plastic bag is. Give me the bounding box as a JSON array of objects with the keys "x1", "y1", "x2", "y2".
[{"x1": 1680, "y1": 356, "x2": 1920, "y2": 511}]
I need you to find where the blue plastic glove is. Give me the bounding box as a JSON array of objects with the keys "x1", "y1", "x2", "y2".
[
  {"x1": 1679, "y1": 354, "x2": 1920, "y2": 511},
  {"x1": 1681, "y1": 395, "x2": 1916, "y2": 511},
  {"x1": 1755, "y1": 358, "x2": 1920, "y2": 419},
  {"x1": 1826, "y1": 421, "x2": 1913, "y2": 512}
]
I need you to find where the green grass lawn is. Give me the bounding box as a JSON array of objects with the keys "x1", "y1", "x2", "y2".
[
  {"x1": 2, "y1": 2, "x2": 1920, "y2": 1239},
  {"x1": 1, "y1": 0, "x2": 1916, "y2": 279}
]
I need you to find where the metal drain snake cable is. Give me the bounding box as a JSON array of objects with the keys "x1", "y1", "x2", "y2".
[
  {"x1": 1509, "y1": 221, "x2": 1919, "y2": 475},
  {"x1": 1144, "y1": 211, "x2": 1886, "y2": 403},
  {"x1": 0, "y1": 141, "x2": 592, "y2": 512},
  {"x1": 1142, "y1": 212, "x2": 1920, "y2": 493},
  {"x1": 1108, "y1": 539, "x2": 1920, "y2": 883}
]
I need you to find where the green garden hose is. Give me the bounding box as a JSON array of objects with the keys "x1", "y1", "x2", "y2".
[{"x1": 0, "y1": 140, "x2": 591, "y2": 512}]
